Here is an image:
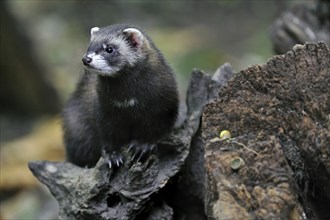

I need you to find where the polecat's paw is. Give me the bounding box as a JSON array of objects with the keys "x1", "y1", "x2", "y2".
[
  {"x1": 102, "y1": 149, "x2": 124, "y2": 169},
  {"x1": 128, "y1": 143, "x2": 156, "y2": 162}
]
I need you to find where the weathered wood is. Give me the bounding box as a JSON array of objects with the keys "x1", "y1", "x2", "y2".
[
  {"x1": 162, "y1": 64, "x2": 235, "y2": 220},
  {"x1": 202, "y1": 42, "x2": 330, "y2": 219},
  {"x1": 28, "y1": 63, "x2": 234, "y2": 220}
]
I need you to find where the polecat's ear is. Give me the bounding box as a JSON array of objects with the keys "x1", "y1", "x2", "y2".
[
  {"x1": 90, "y1": 27, "x2": 100, "y2": 41},
  {"x1": 123, "y1": 28, "x2": 144, "y2": 47}
]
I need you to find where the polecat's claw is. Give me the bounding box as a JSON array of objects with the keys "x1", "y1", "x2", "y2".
[
  {"x1": 108, "y1": 160, "x2": 112, "y2": 169},
  {"x1": 128, "y1": 143, "x2": 155, "y2": 163},
  {"x1": 128, "y1": 143, "x2": 135, "y2": 152},
  {"x1": 102, "y1": 149, "x2": 124, "y2": 169}
]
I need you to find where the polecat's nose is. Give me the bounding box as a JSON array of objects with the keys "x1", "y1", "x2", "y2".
[{"x1": 82, "y1": 56, "x2": 92, "y2": 65}]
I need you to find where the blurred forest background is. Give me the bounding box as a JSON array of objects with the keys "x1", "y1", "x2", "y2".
[{"x1": 0, "y1": 0, "x2": 302, "y2": 219}]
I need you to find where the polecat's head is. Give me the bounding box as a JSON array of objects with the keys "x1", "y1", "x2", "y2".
[{"x1": 82, "y1": 24, "x2": 147, "y2": 77}]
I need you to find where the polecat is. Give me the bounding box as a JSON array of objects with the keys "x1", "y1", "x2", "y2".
[{"x1": 62, "y1": 24, "x2": 179, "y2": 168}]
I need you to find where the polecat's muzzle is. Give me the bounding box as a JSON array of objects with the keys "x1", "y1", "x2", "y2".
[{"x1": 82, "y1": 55, "x2": 92, "y2": 65}]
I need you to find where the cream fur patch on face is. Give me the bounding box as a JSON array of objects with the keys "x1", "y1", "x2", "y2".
[
  {"x1": 86, "y1": 53, "x2": 119, "y2": 76},
  {"x1": 110, "y1": 36, "x2": 143, "y2": 67}
]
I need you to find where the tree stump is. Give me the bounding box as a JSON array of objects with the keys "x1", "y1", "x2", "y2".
[
  {"x1": 202, "y1": 42, "x2": 330, "y2": 219},
  {"x1": 29, "y1": 64, "x2": 234, "y2": 220}
]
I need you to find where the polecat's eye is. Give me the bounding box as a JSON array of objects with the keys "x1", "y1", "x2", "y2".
[{"x1": 106, "y1": 46, "x2": 114, "y2": 53}]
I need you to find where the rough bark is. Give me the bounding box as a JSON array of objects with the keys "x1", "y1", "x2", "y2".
[
  {"x1": 28, "y1": 63, "x2": 234, "y2": 220},
  {"x1": 270, "y1": 0, "x2": 329, "y2": 54},
  {"x1": 161, "y1": 64, "x2": 234, "y2": 220},
  {"x1": 202, "y1": 42, "x2": 330, "y2": 220}
]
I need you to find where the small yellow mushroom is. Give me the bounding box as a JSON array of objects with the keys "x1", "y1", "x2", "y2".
[{"x1": 219, "y1": 130, "x2": 231, "y2": 140}]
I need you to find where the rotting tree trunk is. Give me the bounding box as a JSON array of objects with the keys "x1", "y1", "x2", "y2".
[
  {"x1": 28, "y1": 64, "x2": 234, "y2": 220},
  {"x1": 202, "y1": 42, "x2": 330, "y2": 220}
]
